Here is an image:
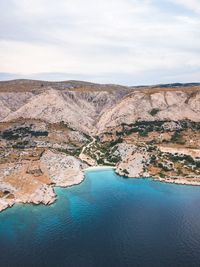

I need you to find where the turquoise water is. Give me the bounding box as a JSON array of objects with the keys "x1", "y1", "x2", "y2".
[{"x1": 1, "y1": 169, "x2": 200, "y2": 267}]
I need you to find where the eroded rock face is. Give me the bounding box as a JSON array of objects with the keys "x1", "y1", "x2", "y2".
[
  {"x1": 2, "y1": 89, "x2": 95, "y2": 134},
  {"x1": 96, "y1": 90, "x2": 200, "y2": 134},
  {"x1": 0, "y1": 100, "x2": 10, "y2": 120},
  {"x1": 0, "y1": 198, "x2": 15, "y2": 212},
  {"x1": 1, "y1": 88, "x2": 123, "y2": 134}
]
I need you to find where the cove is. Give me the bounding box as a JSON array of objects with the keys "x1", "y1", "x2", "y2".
[{"x1": 0, "y1": 169, "x2": 200, "y2": 267}]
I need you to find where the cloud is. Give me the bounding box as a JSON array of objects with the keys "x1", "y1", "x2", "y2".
[
  {"x1": 0, "y1": 0, "x2": 199, "y2": 85},
  {"x1": 173, "y1": 0, "x2": 200, "y2": 14}
]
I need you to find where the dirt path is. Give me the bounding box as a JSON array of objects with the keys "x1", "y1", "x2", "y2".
[
  {"x1": 79, "y1": 137, "x2": 96, "y2": 165},
  {"x1": 80, "y1": 137, "x2": 96, "y2": 155}
]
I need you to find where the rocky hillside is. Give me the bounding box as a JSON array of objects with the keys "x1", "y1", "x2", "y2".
[
  {"x1": 1, "y1": 80, "x2": 200, "y2": 134},
  {"x1": 1, "y1": 79, "x2": 200, "y2": 212},
  {"x1": 0, "y1": 80, "x2": 129, "y2": 134}
]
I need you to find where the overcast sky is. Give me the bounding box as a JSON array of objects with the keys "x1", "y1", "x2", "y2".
[{"x1": 0, "y1": 0, "x2": 200, "y2": 85}]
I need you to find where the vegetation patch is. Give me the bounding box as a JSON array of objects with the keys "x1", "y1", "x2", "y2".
[
  {"x1": 171, "y1": 131, "x2": 185, "y2": 145},
  {"x1": 1, "y1": 127, "x2": 48, "y2": 140},
  {"x1": 149, "y1": 108, "x2": 160, "y2": 116}
]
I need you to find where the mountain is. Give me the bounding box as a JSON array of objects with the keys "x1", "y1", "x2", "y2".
[
  {"x1": 1, "y1": 79, "x2": 200, "y2": 212},
  {"x1": 1, "y1": 80, "x2": 200, "y2": 133}
]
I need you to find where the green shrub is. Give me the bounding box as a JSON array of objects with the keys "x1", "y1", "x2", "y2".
[
  {"x1": 171, "y1": 131, "x2": 185, "y2": 144},
  {"x1": 149, "y1": 108, "x2": 160, "y2": 116},
  {"x1": 139, "y1": 130, "x2": 148, "y2": 137},
  {"x1": 159, "y1": 172, "x2": 166, "y2": 178}
]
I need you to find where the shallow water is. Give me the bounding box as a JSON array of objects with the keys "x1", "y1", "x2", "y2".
[{"x1": 1, "y1": 169, "x2": 200, "y2": 267}]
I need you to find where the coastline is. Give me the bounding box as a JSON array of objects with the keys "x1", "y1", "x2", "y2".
[
  {"x1": 1, "y1": 165, "x2": 200, "y2": 213},
  {"x1": 153, "y1": 177, "x2": 200, "y2": 186},
  {"x1": 81, "y1": 166, "x2": 200, "y2": 187},
  {"x1": 84, "y1": 166, "x2": 116, "y2": 172}
]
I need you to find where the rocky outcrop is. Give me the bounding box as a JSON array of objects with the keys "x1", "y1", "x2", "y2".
[
  {"x1": 0, "y1": 150, "x2": 88, "y2": 212},
  {"x1": 41, "y1": 150, "x2": 88, "y2": 187},
  {"x1": 116, "y1": 146, "x2": 150, "y2": 178},
  {"x1": 115, "y1": 143, "x2": 150, "y2": 178}
]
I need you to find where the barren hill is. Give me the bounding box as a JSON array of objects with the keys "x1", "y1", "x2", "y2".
[{"x1": 1, "y1": 79, "x2": 200, "y2": 134}]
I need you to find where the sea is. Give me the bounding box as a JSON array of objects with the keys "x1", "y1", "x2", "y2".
[{"x1": 1, "y1": 169, "x2": 200, "y2": 267}]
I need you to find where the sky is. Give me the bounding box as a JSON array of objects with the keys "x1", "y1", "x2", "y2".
[{"x1": 0, "y1": 0, "x2": 200, "y2": 85}]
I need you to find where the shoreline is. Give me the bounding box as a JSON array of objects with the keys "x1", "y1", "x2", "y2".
[
  {"x1": 85, "y1": 166, "x2": 200, "y2": 187},
  {"x1": 1, "y1": 166, "x2": 200, "y2": 213},
  {"x1": 153, "y1": 177, "x2": 200, "y2": 186},
  {"x1": 84, "y1": 166, "x2": 116, "y2": 172}
]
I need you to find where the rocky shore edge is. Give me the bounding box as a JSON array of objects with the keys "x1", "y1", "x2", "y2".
[{"x1": 1, "y1": 163, "x2": 200, "y2": 213}]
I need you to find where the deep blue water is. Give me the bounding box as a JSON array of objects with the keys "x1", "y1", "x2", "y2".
[{"x1": 1, "y1": 169, "x2": 200, "y2": 267}]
